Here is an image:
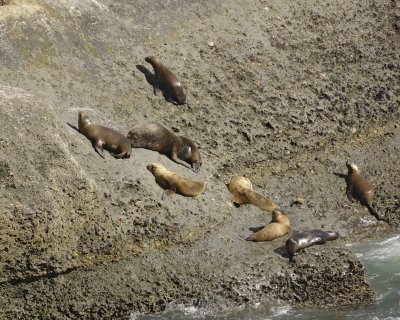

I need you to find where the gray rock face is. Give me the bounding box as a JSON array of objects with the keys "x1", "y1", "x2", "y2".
[{"x1": 0, "y1": 0, "x2": 399, "y2": 318}]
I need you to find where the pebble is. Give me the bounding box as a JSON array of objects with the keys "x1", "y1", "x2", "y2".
[{"x1": 207, "y1": 41, "x2": 215, "y2": 47}]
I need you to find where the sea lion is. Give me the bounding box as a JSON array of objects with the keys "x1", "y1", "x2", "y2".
[
  {"x1": 147, "y1": 163, "x2": 205, "y2": 199},
  {"x1": 286, "y1": 229, "x2": 339, "y2": 259},
  {"x1": 127, "y1": 123, "x2": 202, "y2": 172},
  {"x1": 227, "y1": 176, "x2": 278, "y2": 212},
  {"x1": 345, "y1": 161, "x2": 387, "y2": 222},
  {"x1": 145, "y1": 55, "x2": 186, "y2": 105},
  {"x1": 78, "y1": 112, "x2": 131, "y2": 159},
  {"x1": 246, "y1": 209, "x2": 291, "y2": 241}
]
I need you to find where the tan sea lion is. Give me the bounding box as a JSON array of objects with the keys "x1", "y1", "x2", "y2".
[
  {"x1": 286, "y1": 230, "x2": 339, "y2": 260},
  {"x1": 147, "y1": 163, "x2": 205, "y2": 199},
  {"x1": 345, "y1": 161, "x2": 387, "y2": 222},
  {"x1": 227, "y1": 176, "x2": 278, "y2": 212},
  {"x1": 145, "y1": 55, "x2": 186, "y2": 105},
  {"x1": 78, "y1": 112, "x2": 132, "y2": 159},
  {"x1": 246, "y1": 209, "x2": 291, "y2": 241},
  {"x1": 127, "y1": 123, "x2": 202, "y2": 172}
]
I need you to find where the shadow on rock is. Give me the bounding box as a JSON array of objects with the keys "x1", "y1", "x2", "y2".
[
  {"x1": 248, "y1": 225, "x2": 264, "y2": 233},
  {"x1": 67, "y1": 122, "x2": 79, "y2": 132},
  {"x1": 136, "y1": 64, "x2": 156, "y2": 88},
  {"x1": 274, "y1": 245, "x2": 291, "y2": 259},
  {"x1": 333, "y1": 171, "x2": 347, "y2": 179}
]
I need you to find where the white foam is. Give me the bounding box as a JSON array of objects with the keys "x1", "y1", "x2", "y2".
[
  {"x1": 129, "y1": 302, "x2": 292, "y2": 320},
  {"x1": 352, "y1": 235, "x2": 400, "y2": 261},
  {"x1": 378, "y1": 235, "x2": 400, "y2": 245},
  {"x1": 268, "y1": 305, "x2": 291, "y2": 317}
]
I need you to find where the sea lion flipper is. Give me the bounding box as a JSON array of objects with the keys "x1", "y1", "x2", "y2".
[
  {"x1": 161, "y1": 189, "x2": 175, "y2": 200},
  {"x1": 366, "y1": 204, "x2": 388, "y2": 223},
  {"x1": 166, "y1": 95, "x2": 178, "y2": 105},
  {"x1": 110, "y1": 152, "x2": 122, "y2": 158},
  {"x1": 153, "y1": 85, "x2": 161, "y2": 95},
  {"x1": 110, "y1": 151, "x2": 129, "y2": 159},
  {"x1": 94, "y1": 141, "x2": 105, "y2": 159},
  {"x1": 346, "y1": 186, "x2": 354, "y2": 202},
  {"x1": 171, "y1": 153, "x2": 192, "y2": 170},
  {"x1": 245, "y1": 235, "x2": 256, "y2": 242}
]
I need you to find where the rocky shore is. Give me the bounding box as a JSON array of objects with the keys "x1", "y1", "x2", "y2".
[{"x1": 0, "y1": 0, "x2": 399, "y2": 319}]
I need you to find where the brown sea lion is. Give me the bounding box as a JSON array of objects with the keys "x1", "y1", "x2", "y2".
[
  {"x1": 145, "y1": 55, "x2": 186, "y2": 105},
  {"x1": 246, "y1": 209, "x2": 291, "y2": 241},
  {"x1": 78, "y1": 112, "x2": 131, "y2": 159},
  {"x1": 227, "y1": 176, "x2": 278, "y2": 212},
  {"x1": 286, "y1": 230, "x2": 339, "y2": 260},
  {"x1": 345, "y1": 161, "x2": 387, "y2": 222},
  {"x1": 147, "y1": 163, "x2": 205, "y2": 199},
  {"x1": 127, "y1": 123, "x2": 202, "y2": 172}
]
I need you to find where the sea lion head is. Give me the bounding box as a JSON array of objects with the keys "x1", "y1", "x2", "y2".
[
  {"x1": 190, "y1": 147, "x2": 202, "y2": 173},
  {"x1": 78, "y1": 111, "x2": 91, "y2": 132},
  {"x1": 147, "y1": 163, "x2": 166, "y2": 176},
  {"x1": 175, "y1": 91, "x2": 187, "y2": 105},
  {"x1": 178, "y1": 140, "x2": 202, "y2": 173},
  {"x1": 346, "y1": 161, "x2": 359, "y2": 173},
  {"x1": 272, "y1": 209, "x2": 290, "y2": 226},
  {"x1": 145, "y1": 55, "x2": 158, "y2": 65},
  {"x1": 325, "y1": 231, "x2": 340, "y2": 241},
  {"x1": 272, "y1": 209, "x2": 284, "y2": 221},
  {"x1": 226, "y1": 176, "x2": 252, "y2": 191}
]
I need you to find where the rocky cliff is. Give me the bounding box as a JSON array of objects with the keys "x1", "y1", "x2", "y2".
[{"x1": 0, "y1": 0, "x2": 399, "y2": 318}]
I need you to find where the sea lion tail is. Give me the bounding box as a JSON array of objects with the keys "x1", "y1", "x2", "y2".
[
  {"x1": 243, "y1": 235, "x2": 256, "y2": 242},
  {"x1": 366, "y1": 203, "x2": 388, "y2": 223}
]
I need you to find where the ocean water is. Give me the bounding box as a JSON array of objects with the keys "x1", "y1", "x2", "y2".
[{"x1": 132, "y1": 235, "x2": 400, "y2": 320}]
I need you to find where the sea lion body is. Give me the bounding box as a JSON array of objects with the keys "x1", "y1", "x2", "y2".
[
  {"x1": 246, "y1": 209, "x2": 291, "y2": 241},
  {"x1": 286, "y1": 230, "x2": 339, "y2": 258},
  {"x1": 147, "y1": 163, "x2": 205, "y2": 199},
  {"x1": 127, "y1": 123, "x2": 202, "y2": 172},
  {"x1": 345, "y1": 161, "x2": 385, "y2": 221},
  {"x1": 145, "y1": 56, "x2": 186, "y2": 105},
  {"x1": 227, "y1": 176, "x2": 278, "y2": 212},
  {"x1": 346, "y1": 162, "x2": 374, "y2": 205},
  {"x1": 78, "y1": 112, "x2": 131, "y2": 159}
]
